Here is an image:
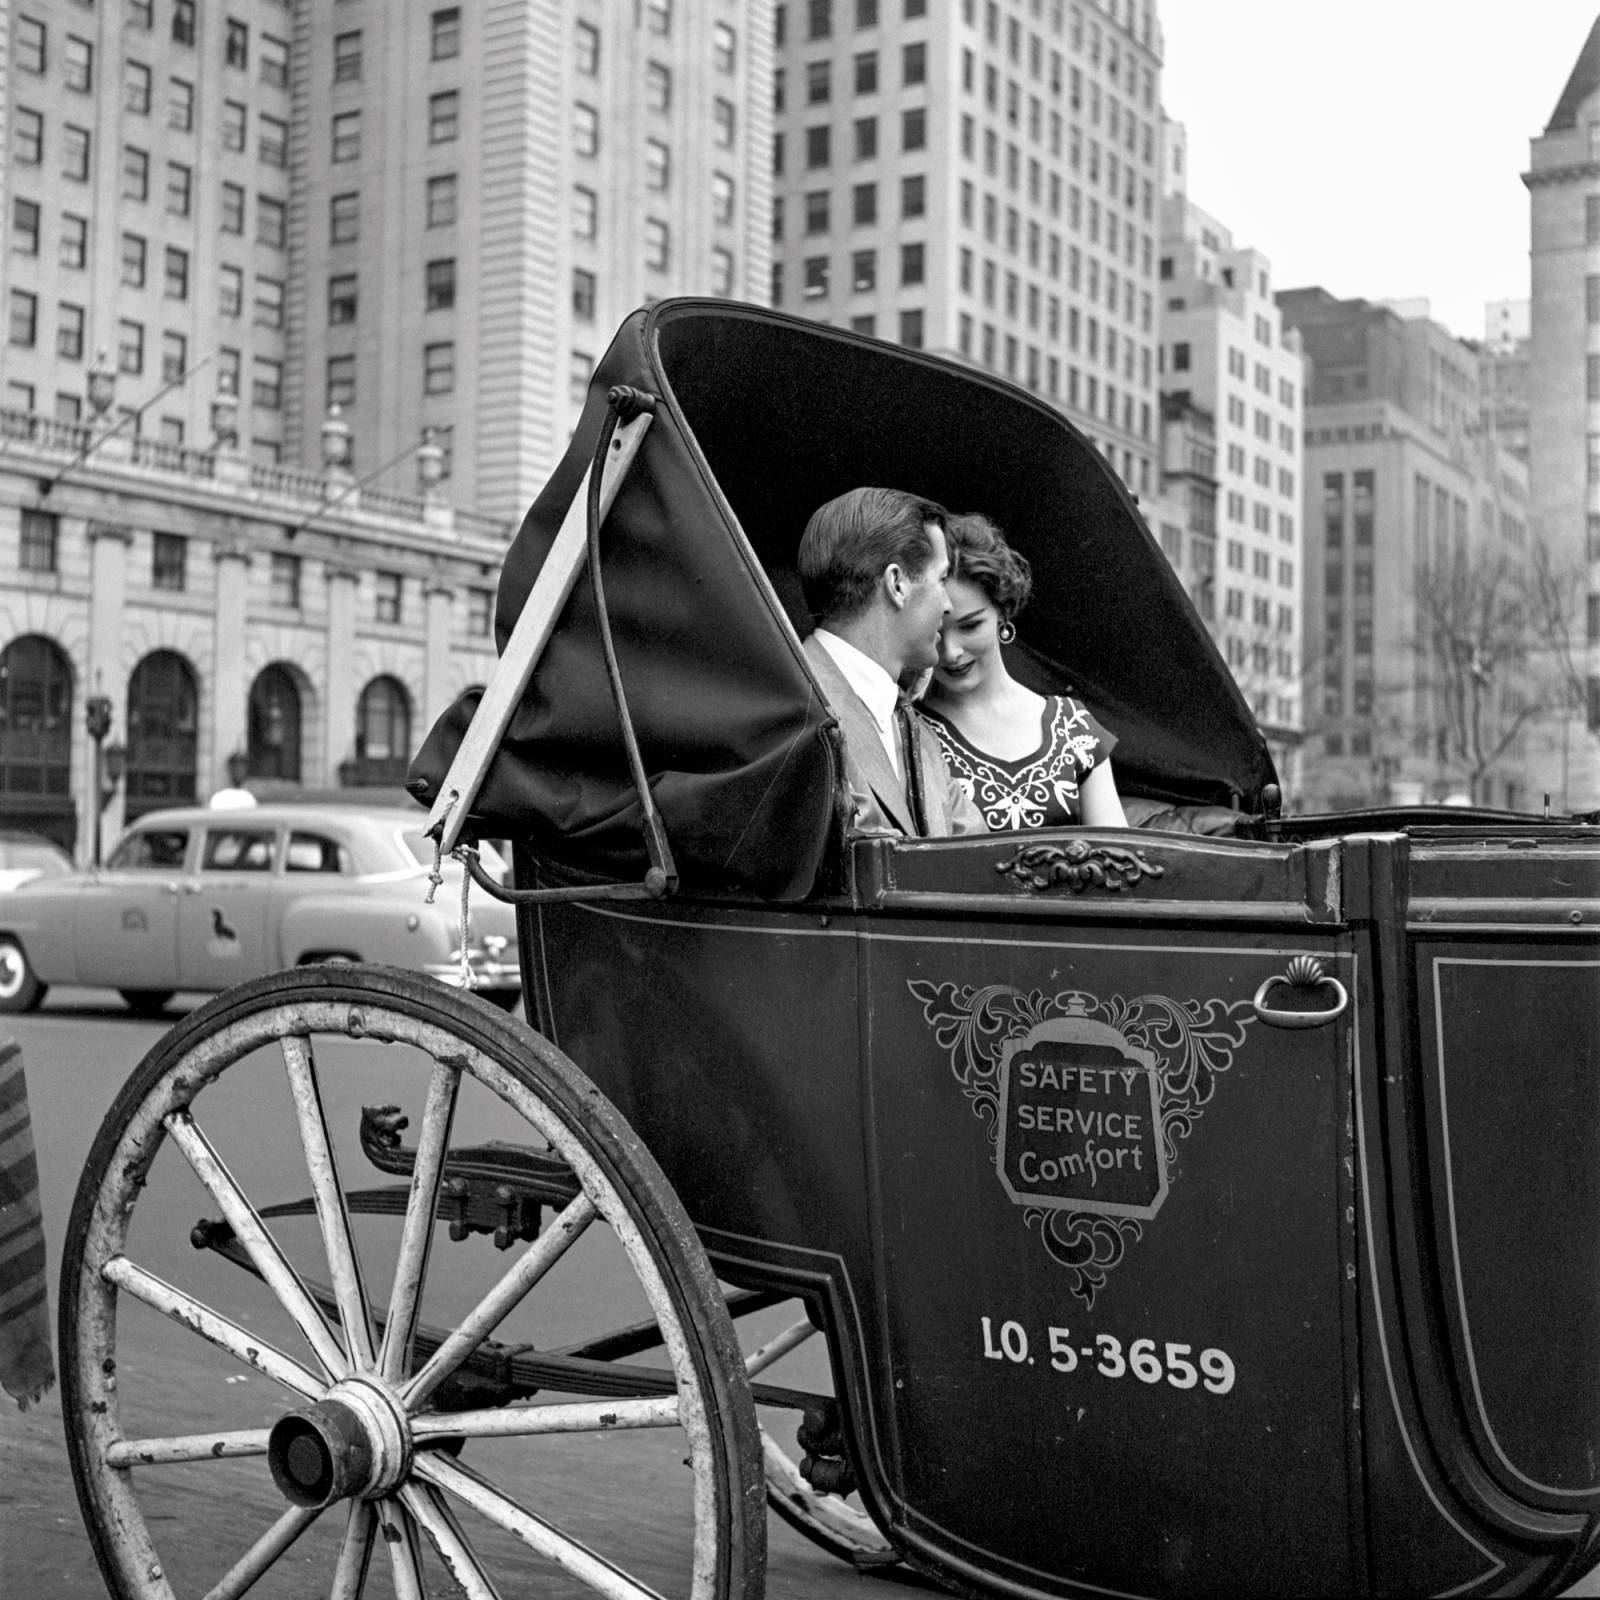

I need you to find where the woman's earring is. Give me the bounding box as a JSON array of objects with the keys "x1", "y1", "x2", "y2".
[{"x1": 998, "y1": 620, "x2": 1016, "y2": 644}]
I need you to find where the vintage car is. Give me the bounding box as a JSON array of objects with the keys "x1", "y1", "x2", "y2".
[
  {"x1": 0, "y1": 829, "x2": 73, "y2": 893},
  {"x1": 0, "y1": 802, "x2": 518, "y2": 1014}
]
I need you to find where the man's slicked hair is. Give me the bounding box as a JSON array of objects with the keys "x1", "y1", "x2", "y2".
[{"x1": 798, "y1": 486, "x2": 949, "y2": 625}]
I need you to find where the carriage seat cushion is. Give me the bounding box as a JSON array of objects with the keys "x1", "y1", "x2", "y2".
[{"x1": 1123, "y1": 796, "x2": 1240, "y2": 836}]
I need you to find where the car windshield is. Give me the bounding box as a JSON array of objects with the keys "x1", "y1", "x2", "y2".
[{"x1": 109, "y1": 829, "x2": 189, "y2": 870}]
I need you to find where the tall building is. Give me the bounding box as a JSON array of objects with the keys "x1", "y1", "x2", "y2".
[
  {"x1": 1280, "y1": 289, "x2": 1538, "y2": 812},
  {"x1": 1157, "y1": 127, "x2": 1306, "y2": 775},
  {"x1": 770, "y1": 0, "x2": 1165, "y2": 501},
  {"x1": 2, "y1": 3, "x2": 775, "y2": 523},
  {"x1": 1525, "y1": 14, "x2": 1600, "y2": 810},
  {"x1": 1480, "y1": 297, "x2": 1531, "y2": 464}
]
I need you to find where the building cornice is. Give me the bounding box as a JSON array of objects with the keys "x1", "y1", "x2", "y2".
[{"x1": 1522, "y1": 160, "x2": 1600, "y2": 190}]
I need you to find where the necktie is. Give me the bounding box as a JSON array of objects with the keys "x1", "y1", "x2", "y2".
[{"x1": 896, "y1": 699, "x2": 929, "y2": 837}]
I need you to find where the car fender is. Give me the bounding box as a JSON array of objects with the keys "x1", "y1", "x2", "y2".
[
  {"x1": 277, "y1": 883, "x2": 455, "y2": 967},
  {"x1": 0, "y1": 889, "x2": 77, "y2": 981}
]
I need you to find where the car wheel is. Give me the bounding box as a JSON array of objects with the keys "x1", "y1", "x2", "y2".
[
  {"x1": 0, "y1": 935, "x2": 45, "y2": 1014},
  {"x1": 119, "y1": 990, "x2": 175, "y2": 1018}
]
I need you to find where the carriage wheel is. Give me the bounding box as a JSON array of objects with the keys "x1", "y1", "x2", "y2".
[
  {"x1": 739, "y1": 1305, "x2": 899, "y2": 1572},
  {"x1": 60, "y1": 964, "x2": 765, "y2": 1598}
]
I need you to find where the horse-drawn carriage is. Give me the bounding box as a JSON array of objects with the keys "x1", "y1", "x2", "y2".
[{"x1": 60, "y1": 301, "x2": 1600, "y2": 1597}]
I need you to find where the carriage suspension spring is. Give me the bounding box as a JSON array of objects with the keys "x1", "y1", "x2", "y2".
[{"x1": 796, "y1": 1397, "x2": 858, "y2": 1498}]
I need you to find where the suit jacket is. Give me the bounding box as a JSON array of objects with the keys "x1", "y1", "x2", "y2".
[{"x1": 803, "y1": 634, "x2": 987, "y2": 838}]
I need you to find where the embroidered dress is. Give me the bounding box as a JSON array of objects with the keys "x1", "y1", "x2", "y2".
[{"x1": 919, "y1": 695, "x2": 1116, "y2": 830}]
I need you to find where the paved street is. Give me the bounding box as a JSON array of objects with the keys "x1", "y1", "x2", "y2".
[{"x1": 0, "y1": 990, "x2": 931, "y2": 1599}]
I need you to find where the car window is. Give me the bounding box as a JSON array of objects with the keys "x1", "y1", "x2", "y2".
[
  {"x1": 285, "y1": 832, "x2": 348, "y2": 874},
  {"x1": 202, "y1": 827, "x2": 277, "y2": 872},
  {"x1": 109, "y1": 829, "x2": 190, "y2": 870}
]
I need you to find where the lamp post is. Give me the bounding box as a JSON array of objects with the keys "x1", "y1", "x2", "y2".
[
  {"x1": 86, "y1": 350, "x2": 116, "y2": 421},
  {"x1": 85, "y1": 694, "x2": 112, "y2": 867},
  {"x1": 211, "y1": 372, "x2": 239, "y2": 451},
  {"x1": 227, "y1": 749, "x2": 250, "y2": 789},
  {"x1": 416, "y1": 427, "x2": 444, "y2": 496}
]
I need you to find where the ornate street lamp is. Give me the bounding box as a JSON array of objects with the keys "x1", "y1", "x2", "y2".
[
  {"x1": 86, "y1": 350, "x2": 116, "y2": 419},
  {"x1": 85, "y1": 694, "x2": 113, "y2": 867},
  {"x1": 211, "y1": 371, "x2": 239, "y2": 451},
  {"x1": 416, "y1": 427, "x2": 444, "y2": 495},
  {"x1": 321, "y1": 403, "x2": 353, "y2": 473}
]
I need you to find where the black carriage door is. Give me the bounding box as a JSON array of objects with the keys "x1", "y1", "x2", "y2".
[{"x1": 852, "y1": 830, "x2": 1360, "y2": 1599}]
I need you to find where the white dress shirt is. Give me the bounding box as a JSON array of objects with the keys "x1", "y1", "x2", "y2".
[{"x1": 811, "y1": 628, "x2": 903, "y2": 777}]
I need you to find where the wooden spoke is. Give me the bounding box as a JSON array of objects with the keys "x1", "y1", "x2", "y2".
[
  {"x1": 744, "y1": 1316, "x2": 816, "y2": 1377},
  {"x1": 280, "y1": 1033, "x2": 377, "y2": 1370},
  {"x1": 329, "y1": 1501, "x2": 377, "y2": 1600},
  {"x1": 401, "y1": 1192, "x2": 598, "y2": 1411},
  {"x1": 415, "y1": 1451, "x2": 669, "y2": 1600},
  {"x1": 102, "y1": 1255, "x2": 325, "y2": 1399},
  {"x1": 198, "y1": 1505, "x2": 320, "y2": 1600},
  {"x1": 378, "y1": 1057, "x2": 461, "y2": 1385},
  {"x1": 399, "y1": 1481, "x2": 504, "y2": 1600},
  {"x1": 411, "y1": 1395, "x2": 681, "y2": 1442},
  {"x1": 104, "y1": 1428, "x2": 269, "y2": 1468},
  {"x1": 378, "y1": 1499, "x2": 427, "y2": 1600},
  {"x1": 163, "y1": 1109, "x2": 349, "y2": 1380}
]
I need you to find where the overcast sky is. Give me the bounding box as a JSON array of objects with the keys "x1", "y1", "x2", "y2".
[{"x1": 1158, "y1": 3, "x2": 1600, "y2": 341}]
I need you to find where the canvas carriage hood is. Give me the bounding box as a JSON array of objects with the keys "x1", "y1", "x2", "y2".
[{"x1": 409, "y1": 299, "x2": 1277, "y2": 899}]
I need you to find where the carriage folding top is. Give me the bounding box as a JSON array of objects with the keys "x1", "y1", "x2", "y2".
[{"x1": 410, "y1": 297, "x2": 1277, "y2": 897}]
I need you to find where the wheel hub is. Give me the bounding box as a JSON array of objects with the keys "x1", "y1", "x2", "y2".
[{"x1": 267, "y1": 1377, "x2": 411, "y2": 1508}]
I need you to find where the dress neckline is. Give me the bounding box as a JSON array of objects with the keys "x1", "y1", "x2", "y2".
[{"x1": 919, "y1": 696, "x2": 1057, "y2": 772}]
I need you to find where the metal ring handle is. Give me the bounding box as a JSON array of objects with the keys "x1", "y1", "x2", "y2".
[{"x1": 1251, "y1": 958, "x2": 1349, "y2": 1031}]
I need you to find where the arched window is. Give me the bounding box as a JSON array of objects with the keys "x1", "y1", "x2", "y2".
[
  {"x1": 125, "y1": 650, "x2": 198, "y2": 819},
  {"x1": 0, "y1": 635, "x2": 76, "y2": 849},
  {"x1": 349, "y1": 675, "x2": 411, "y2": 786},
  {"x1": 247, "y1": 663, "x2": 302, "y2": 782}
]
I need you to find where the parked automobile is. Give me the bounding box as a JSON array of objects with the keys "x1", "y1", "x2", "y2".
[
  {"x1": 0, "y1": 803, "x2": 518, "y2": 1015},
  {"x1": 0, "y1": 830, "x2": 73, "y2": 893}
]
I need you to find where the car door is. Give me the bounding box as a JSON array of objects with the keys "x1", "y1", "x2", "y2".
[
  {"x1": 176, "y1": 822, "x2": 278, "y2": 989},
  {"x1": 71, "y1": 823, "x2": 189, "y2": 989}
]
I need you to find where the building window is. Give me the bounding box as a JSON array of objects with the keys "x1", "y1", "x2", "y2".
[
  {"x1": 11, "y1": 200, "x2": 40, "y2": 257},
  {"x1": 852, "y1": 182, "x2": 877, "y2": 225},
  {"x1": 326, "y1": 354, "x2": 355, "y2": 407},
  {"x1": 711, "y1": 247, "x2": 734, "y2": 296},
  {"x1": 900, "y1": 241, "x2": 925, "y2": 285},
  {"x1": 899, "y1": 309, "x2": 924, "y2": 349},
  {"x1": 257, "y1": 195, "x2": 286, "y2": 248},
  {"x1": 13, "y1": 108, "x2": 43, "y2": 165},
  {"x1": 807, "y1": 125, "x2": 832, "y2": 167},
  {"x1": 59, "y1": 214, "x2": 88, "y2": 269},
  {"x1": 240, "y1": 271, "x2": 280, "y2": 331},
  {"x1": 57, "y1": 303, "x2": 86, "y2": 361},
  {"x1": 259, "y1": 32, "x2": 287, "y2": 86},
  {"x1": 712, "y1": 172, "x2": 736, "y2": 225},
  {"x1": 901, "y1": 173, "x2": 926, "y2": 217},
  {"x1": 859, "y1": 0, "x2": 881, "y2": 22},
  {"x1": 467, "y1": 589, "x2": 492, "y2": 637},
  {"x1": 164, "y1": 246, "x2": 190, "y2": 299},
  {"x1": 573, "y1": 268, "x2": 596, "y2": 322},
  {"x1": 808, "y1": 0, "x2": 833, "y2": 40},
  {"x1": 333, "y1": 30, "x2": 362, "y2": 82},
  {"x1": 224, "y1": 18, "x2": 249, "y2": 68},
  {"x1": 252, "y1": 356, "x2": 282, "y2": 409},
  {"x1": 572, "y1": 100, "x2": 597, "y2": 156},
  {"x1": 713, "y1": 21, "x2": 736, "y2": 70},
  {"x1": 855, "y1": 116, "x2": 878, "y2": 160},
  {"x1": 15, "y1": 15, "x2": 46, "y2": 74},
  {"x1": 259, "y1": 113, "x2": 287, "y2": 167},
  {"x1": 329, "y1": 274, "x2": 358, "y2": 324},
  {"x1": 268, "y1": 552, "x2": 300, "y2": 610},
  {"x1": 219, "y1": 264, "x2": 243, "y2": 317},
  {"x1": 118, "y1": 318, "x2": 145, "y2": 374},
  {"x1": 19, "y1": 510, "x2": 58, "y2": 573},
  {"x1": 852, "y1": 250, "x2": 876, "y2": 291},
  {"x1": 806, "y1": 190, "x2": 832, "y2": 234},
  {"x1": 425, "y1": 258, "x2": 456, "y2": 311},
  {"x1": 331, "y1": 192, "x2": 360, "y2": 244},
  {"x1": 575, "y1": 20, "x2": 600, "y2": 75},
  {"x1": 805, "y1": 256, "x2": 831, "y2": 298},
  {"x1": 168, "y1": 75, "x2": 194, "y2": 130},
  {"x1": 644, "y1": 218, "x2": 670, "y2": 270},
  {"x1": 569, "y1": 351, "x2": 594, "y2": 405},
  {"x1": 903, "y1": 107, "x2": 926, "y2": 151},
  {"x1": 145, "y1": 533, "x2": 188, "y2": 593},
  {"x1": 423, "y1": 341, "x2": 455, "y2": 394},
  {"x1": 856, "y1": 51, "x2": 878, "y2": 93},
  {"x1": 644, "y1": 138, "x2": 671, "y2": 192},
  {"x1": 160, "y1": 330, "x2": 187, "y2": 383},
  {"x1": 332, "y1": 111, "x2": 360, "y2": 162},
  {"x1": 374, "y1": 573, "x2": 403, "y2": 625},
  {"x1": 220, "y1": 99, "x2": 247, "y2": 152},
  {"x1": 902, "y1": 41, "x2": 926, "y2": 85},
  {"x1": 166, "y1": 162, "x2": 193, "y2": 216},
  {"x1": 428, "y1": 174, "x2": 458, "y2": 228},
  {"x1": 807, "y1": 60, "x2": 831, "y2": 104},
  {"x1": 172, "y1": 0, "x2": 195, "y2": 44},
  {"x1": 125, "y1": 58, "x2": 153, "y2": 114},
  {"x1": 65, "y1": 35, "x2": 94, "y2": 92},
  {"x1": 431, "y1": 7, "x2": 461, "y2": 60},
  {"x1": 642, "y1": 0, "x2": 672, "y2": 35},
  {"x1": 353, "y1": 676, "x2": 410, "y2": 779},
  {"x1": 64, "y1": 125, "x2": 92, "y2": 181},
  {"x1": 646, "y1": 61, "x2": 672, "y2": 112},
  {"x1": 431, "y1": 91, "x2": 460, "y2": 145}
]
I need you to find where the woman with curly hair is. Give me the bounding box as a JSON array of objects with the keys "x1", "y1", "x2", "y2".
[{"x1": 917, "y1": 512, "x2": 1128, "y2": 831}]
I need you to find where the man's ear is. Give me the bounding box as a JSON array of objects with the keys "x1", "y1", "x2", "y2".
[{"x1": 882, "y1": 562, "x2": 909, "y2": 610}]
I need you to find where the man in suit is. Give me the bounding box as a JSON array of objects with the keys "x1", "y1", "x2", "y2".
[{"x1": 799, "y1": 486, "x2": 986, "y2": 837}]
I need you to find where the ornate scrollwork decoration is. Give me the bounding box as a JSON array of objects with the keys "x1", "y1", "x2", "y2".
[{"x1": 994, "y1": 838, "x2": 1166, "y2": 895}]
